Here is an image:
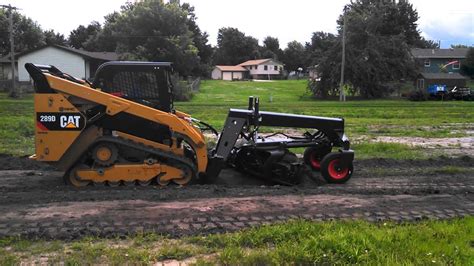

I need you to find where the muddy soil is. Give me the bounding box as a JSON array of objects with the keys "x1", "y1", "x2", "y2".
[{"x1": 0, "y1": 154, "x2": 472, "y2": 239}]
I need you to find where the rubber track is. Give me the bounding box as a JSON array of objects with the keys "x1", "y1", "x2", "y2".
[{"x1": 89, "y1": 136, "x2": 197, "y2": 183}]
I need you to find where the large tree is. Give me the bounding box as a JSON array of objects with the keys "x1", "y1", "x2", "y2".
[
  {"x1": 179, "y1": 3, "x2": 214, "y2": 75},
  {"x1": 305, "y1": 31, "x2": 337, "y2": 67},
  {"x1": 0, "y1": 9, "x2": 44, "y2": 56},
  {"x1": 78, "y1": 1, "x2": 209, "y2": 76},
  {"x1": 213, "y1": 27, "x2": 260, "y2": 65},
  {"x1": 68, "y1": 21, "x2": 102, "y2": 50},
  {"x1": 260, "y1": 36, "x2": 283, "y2": 60},
  {"x1": 281, "y1": 41, "x2": 307, "y2": 72},
  {"x1": 313, "y1": 0, "x2": 426, "y2": 98},
  {"x1": 461, "y1": 47, "x2": 474, "y2": 78},
  {"x1": 44, "y1": 30, "x2": 67, "y2": 46}
]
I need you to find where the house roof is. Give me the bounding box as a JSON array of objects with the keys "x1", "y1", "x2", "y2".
[
  {"x1": 419, "y1": 72, "x2": 467, "y2": 80},
  {"x1": 411, "y1": 48, "x2": 469, "y2": 59},
  {"x1": 215, "y1": 65, "x2": 248, "y2": 72},
  {"x1": 15, "y1": 45, "x2": 119, "y2": 61},
  {"x1": 238, "y1": 59, "x2": 271, "y2": 66},
  {"x1": 238, "y1": 58, "x2": 278, "y2": 66}
]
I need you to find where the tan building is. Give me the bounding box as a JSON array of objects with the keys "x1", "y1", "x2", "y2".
[{"x1": 211, "y1": 65, "x2": 248, "y2": 80}]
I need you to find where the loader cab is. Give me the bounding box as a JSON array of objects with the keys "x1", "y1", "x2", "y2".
[{"x1": 92, "y1": 61, "x2": 174, "y2": 112}]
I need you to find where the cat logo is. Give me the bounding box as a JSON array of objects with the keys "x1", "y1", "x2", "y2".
[{"x1": 60, "y1": 115, "x2": 81, "y2": 129}]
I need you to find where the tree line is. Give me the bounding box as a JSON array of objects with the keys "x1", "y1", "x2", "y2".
[
  {"x1": 0, "y1": 0, "x2": 313, "y2": 77},
  {"x1": 1, "y1": 0, "x2": 471, "y2": 98}
]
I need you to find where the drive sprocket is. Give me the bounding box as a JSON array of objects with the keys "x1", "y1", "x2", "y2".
[{"x1": 91, "y1": 143, "x2": 118, "y2": 166}]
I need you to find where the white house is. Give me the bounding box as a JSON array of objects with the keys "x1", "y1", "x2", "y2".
[
  {"x1": 17, "y1": 45, "x2": 118, "y2": 82},
  {"x1": 238, "y1": 58, "x2": 284, "y2": 80},
  {"x1": 211, "y1": 65, "x2": 248, "y2": 80}
]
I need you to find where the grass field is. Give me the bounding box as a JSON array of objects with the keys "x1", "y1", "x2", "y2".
[
  {"x1": 178, "y1": 80, "x2": 474, "y2": 135},
  {"x1": 1, "y1": 217, "x2": 472, "y2": 265},
  {"x1": 0, "y1": 82, "x2": 473, "y2": 264},
  {"x1": 1, "y1": 80, "x2": 473, "y2": 156}
]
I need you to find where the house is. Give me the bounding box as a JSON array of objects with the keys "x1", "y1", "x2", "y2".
[
  {"x1": 211, "y1": 65, "x2": 248, "y2": 81},
  {"x1": 411, "y1": 48, "x2": 469, "y2": 74},
  {"x1": 211, "y1": 58, "x2": 284, "y2": 80},
  {"x1": 238, "y1": 58, "x2": 284, "y2": 80},
  {"x1": 17, "y1": 45, "x2": 119, "y2": 82},
  {"x1": 415, "y1": 72, "x2": 467, "y2": 91}
]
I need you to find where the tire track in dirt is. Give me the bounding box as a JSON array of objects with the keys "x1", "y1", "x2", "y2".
[{"x1": 0, "y1": 156, "x2": 472, "y2": 239}]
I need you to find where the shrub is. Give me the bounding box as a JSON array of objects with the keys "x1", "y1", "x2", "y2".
[
  {"x1": 407, "y1": 90, "x2": 428, "y2": 101},
  {"x1": 171, "y1": 75, "x2": 200, "y2": 101}
]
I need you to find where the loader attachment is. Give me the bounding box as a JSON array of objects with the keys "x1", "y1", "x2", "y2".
[{"x1": 206, "y1": 96, "x2": 354, "y2": 184}]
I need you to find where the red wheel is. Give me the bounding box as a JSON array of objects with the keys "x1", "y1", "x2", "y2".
[
  {"x1": 327, "y1": 159, "x2": 349, "y2": 179},
  {"x1": 321, "y1": 152, "x2": 353, "y2": 184},
  {"x1": 303, "y1": 146, "x2": 331, "y2": 171}
]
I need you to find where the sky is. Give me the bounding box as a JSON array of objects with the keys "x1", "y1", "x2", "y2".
[{"x1": 4, "y1": 0, "x2": 474, "y2": 48}]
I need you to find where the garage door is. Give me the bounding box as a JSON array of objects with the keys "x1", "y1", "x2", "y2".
[{"x1": 222, "y1": 72, "x2": 232, "y2": 81}]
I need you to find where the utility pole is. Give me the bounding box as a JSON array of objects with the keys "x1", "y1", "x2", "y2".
[
  {"x1": 339, "y1": 6, "x2": 347, "y2": 102},
  {"x1": 1, "y1": 4, "x2": 18, "y2": 98}
]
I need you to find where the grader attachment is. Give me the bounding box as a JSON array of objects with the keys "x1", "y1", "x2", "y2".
[{"x1": 26, "y1": 61, "x2": 354, "y2": 187}]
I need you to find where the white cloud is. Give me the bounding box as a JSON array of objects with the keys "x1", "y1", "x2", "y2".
[{"x1": 411, "y1": 0, "x2": 473, "y2": 46}]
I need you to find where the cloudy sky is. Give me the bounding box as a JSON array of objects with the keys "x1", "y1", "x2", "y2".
[{"x1": 6, "y1": 0, "x2": 474, "y2": 48}]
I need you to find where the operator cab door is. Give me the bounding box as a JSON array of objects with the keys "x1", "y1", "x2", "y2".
[{"x1": 92, "y1": 62, "x2": 174, "y2": 112}]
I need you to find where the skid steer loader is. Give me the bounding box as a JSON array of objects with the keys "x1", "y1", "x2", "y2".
[{"x1": 26, "y1": 61, "x2": 354, "y2": 187}]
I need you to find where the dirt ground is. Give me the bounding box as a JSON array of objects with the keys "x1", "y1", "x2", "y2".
[{"x1": 0, "y1": 154, "x2": 473, "y2": 239}]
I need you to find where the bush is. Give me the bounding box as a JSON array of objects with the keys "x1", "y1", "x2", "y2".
[
  {"x1": 171, "y1": 75, "x2": 200, "y2": 101},
  {"x1": 407, "y1": 90, "x2": 428, "y2": 101}
]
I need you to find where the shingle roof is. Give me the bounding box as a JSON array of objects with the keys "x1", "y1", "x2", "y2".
[
  {"x1": 419, "y1": 72, "x2": 467, "y2": 80},
  {"x1": 238, "y1": 59, "x2": 273, "y2": 66},
  {"x1": 411, "y1": 48, "x2": 469, "y2": 59},
  {"x1": 15, "y1": 45, "x2": 119, "y2": 61},
  {"x1": 215, "y1": 65, "x2": 248, "y2": 72},
  {"x1": 57, "y1": 45, "x2": 119, "y2": 61}
]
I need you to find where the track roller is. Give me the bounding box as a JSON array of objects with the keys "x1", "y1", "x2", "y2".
[
  {"x1": 107, "y1": 181, "x2": 121, "y2": 187},
  {"x1": 137, "y1": 179, "x2": 153, "y2": 186},
  {"x1": 123, "y1": 180, "x2": 136, "y2": 186}
]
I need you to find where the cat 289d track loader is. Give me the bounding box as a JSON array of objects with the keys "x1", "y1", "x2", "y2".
[{"x1": 26, "y1": 61, "x2": 354, "y2": 187}]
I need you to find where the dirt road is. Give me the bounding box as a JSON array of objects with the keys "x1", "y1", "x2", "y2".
[{"x1": 0, "y1": 155, "x2": 473, "y2": 239}]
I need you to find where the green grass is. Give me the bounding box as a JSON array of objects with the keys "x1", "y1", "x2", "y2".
[
  {"x1": 432, "y1": 165, "x2": 468, "y2": 175},
  {"x1": 352, "y1": 142, "x2": 428, "y2": 160},
  {"x1": 1, "y1": 217, "x2": 473, "y2": 265},
  {"x1": 176, "y1": 80, "x2": 474, "y2": 138},
  {"x1": 0, "y1": 93, "x2": 35, "y2": 155},
  {"x1": 0, "y1": 80, "x2": 473, "y2": 156}
]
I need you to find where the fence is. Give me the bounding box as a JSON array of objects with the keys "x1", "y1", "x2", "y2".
[
  {"x1": 173, "y1": 76, "x2": 200, "y2": 101},
  {"x1": 0, "y1": 79, "x2": 34, "y2": 93}
]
